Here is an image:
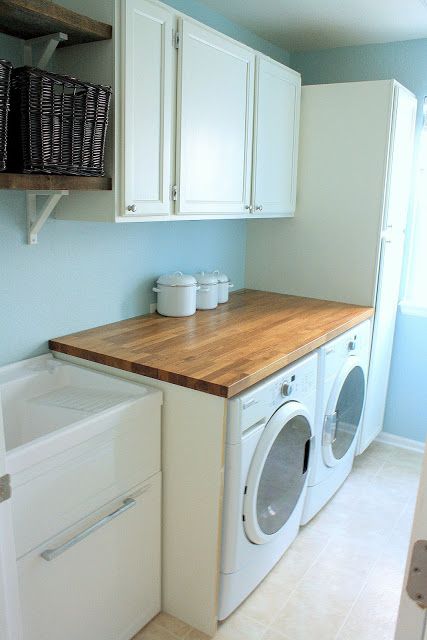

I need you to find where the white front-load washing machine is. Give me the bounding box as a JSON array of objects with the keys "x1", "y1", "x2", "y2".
[
  {"x1": 218, "y1": 352, "x2": 317, "y2": 621},
  {"x1": 301, "y1": 320, "x2": 371, "y2": 525}
]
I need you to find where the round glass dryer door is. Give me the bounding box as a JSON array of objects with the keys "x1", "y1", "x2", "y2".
[
  {"x1": 243, "y1": 401, "x2": 312, "y2": 545},
  {"x1": 322, "y1": 358, "x2": 366, "y2": 468}
]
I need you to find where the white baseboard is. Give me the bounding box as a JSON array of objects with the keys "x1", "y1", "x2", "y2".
[{"x1": 375, "y1": 431, "x2": 425, "y2": 453}]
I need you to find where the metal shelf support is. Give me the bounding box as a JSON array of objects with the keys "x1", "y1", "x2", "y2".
[
  {"x1": 23, "y1": 32, "x2": 68, "y2": 68},
  {"x1": 27, "y1": 190, "x2": 69, "y2": 244}
]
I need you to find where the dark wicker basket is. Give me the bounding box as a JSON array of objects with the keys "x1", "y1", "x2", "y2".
[
  {"x1": 8, "y1": 67, "x2": 112, "y2": 176},
  {"x1": 0, "y1": 60, "x2": 12, "y2": 172}
]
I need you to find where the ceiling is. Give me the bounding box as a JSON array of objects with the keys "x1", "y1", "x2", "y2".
[{"x1": 198, "y1": 0, "x2": 427, "y2": 52}]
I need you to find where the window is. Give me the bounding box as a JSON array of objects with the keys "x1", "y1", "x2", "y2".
[{"x1": 402, "y1": 98, "x2": 427, "y2": 313}]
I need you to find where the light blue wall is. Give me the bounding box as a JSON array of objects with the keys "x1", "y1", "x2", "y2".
[
  {"x1": 0, "y1": 1, "x2": 290, "y2": 367},
  {"x1": 291, "y1": 39, "x2": 427, "y2": 443}
]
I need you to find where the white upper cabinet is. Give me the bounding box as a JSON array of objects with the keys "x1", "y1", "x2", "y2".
[
  {"x1": 113, "y1": 0, "x2": 301, "y2": 221},
  {"x1": 123, "y1": 0, "x2": 174, "y2": 216},
  {"x1": 176, "y1": 19, "x2": 255, "y2": 215},
  {"x1": 251, "y1": 57, "x2": 301, "y2": 216}
]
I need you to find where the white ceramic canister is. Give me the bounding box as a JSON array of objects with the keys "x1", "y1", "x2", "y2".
[
  {"x1": 215, "y1": 271, "x2": 234, "y2": 303},
  {"x1": 195, "y1": 271, "x2": 219, "y2": 310},
  {"x1": 153, "y1": 272, "x2": 198, "y2": 317}
]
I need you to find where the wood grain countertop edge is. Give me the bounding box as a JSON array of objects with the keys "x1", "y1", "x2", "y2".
[{"x1": 49, "y1": 302, "x2": 373, "y2": 399}]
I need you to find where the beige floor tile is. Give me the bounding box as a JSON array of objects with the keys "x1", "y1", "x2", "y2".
[
  {"x1": 237, "y1": 578, "x2": 293, "y2": 625},
  {"x1": 266, "y1": 545, "x2": 318, "y2": 589},
  {"x1": 389, "y1": 447, "x2": 423, "y2": 470},
  {"x1": 294, "y1": 561, "x2": 366, "y2": 614},
  {"x1": 360, "y1": 441, "x2": 396, "y2": 462},
  {"x1": 185, "y1": 629, "x2": 211, "y2": 640},
  {"x1": 271, "y1": 592, "x2": 347, "y2": 640},
  {"x1": 154, "y1": 613, "x2": 192, "y2": 638},
  {"x1": 261, "y1": 629, "x2": 292, "y2": 640},
  {"x1": 352, "y1": 450, "x2": 385, "y2": 474},
  {"x1": 374, "y1": 465, "x2": 420, "y2": 498},
  {"x1": 337, "y1": 583, "x2": 401, "y2": 640},
  {"x1": 288, "y1": 525, "x2": 330, "y2": 557},
  {"x1": 216, "y1": 612, "x2": 267, "y2": 640},
  {"x1": 133, "y1": 620, "x2": 178, "y2": 640}
]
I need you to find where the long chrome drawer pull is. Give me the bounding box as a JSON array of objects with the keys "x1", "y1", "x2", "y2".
[{"x1": 41, "y1": 498, "x2": 136, "y2": 561}]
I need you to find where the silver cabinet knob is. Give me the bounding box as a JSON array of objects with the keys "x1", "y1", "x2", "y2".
[
  {"x1": 348, "y1": 340, "x2": 357, "y2": 351},
  {"x1": 245, "y1": 205, "x2": 253, "y2": 212},
  {"x1": 255, "y1": 204, "x2": 263, "y2": 211},
  {"x1": 127, "y1": 204, "x2": 137, "y2": 212},
  {"x1": 281, "y1": 382, "x2": 293, "y2": 397}
]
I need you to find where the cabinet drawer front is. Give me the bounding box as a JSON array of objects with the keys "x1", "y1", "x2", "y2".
[
  {"x1": 177, "y1": 19, "x2": 255, "y2": 214},
  {"x1": 12, "y1": 403, "x2": 161, "y2": 558},
  {"x1": 123, "y1": 0, "x2": 174, "y2": 217},
  {"x1": 18, "y1": 475, "x2": 161, "y2": 640}
]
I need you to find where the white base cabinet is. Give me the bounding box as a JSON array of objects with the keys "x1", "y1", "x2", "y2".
[{"x1": 18, "y1": 476, "x2": 161, "y2": 640}]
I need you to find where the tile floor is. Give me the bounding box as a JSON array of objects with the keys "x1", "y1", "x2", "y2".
[{"x1": 134, "y1": 442, "x2": 422, "y2": 640}]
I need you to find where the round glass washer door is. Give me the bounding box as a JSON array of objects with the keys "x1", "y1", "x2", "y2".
[
  {"x1": 322, "y1": 357, "x2": 366, "y2": 468},
  {"x1": 243, "y1": 401, "x2": 312, "y2": 545}
]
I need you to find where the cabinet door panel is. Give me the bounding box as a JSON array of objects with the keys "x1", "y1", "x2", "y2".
[
  {"x1": 18, "y1": 476, "x2": 161, "y2": 640},
  {"x1": 253, "y1": 58, "x2": 301, "y2": 216},
  {"x1": 123, "y1": 0, "x2": 174, "y2": 216},
  {"x1": 177, "y1": 20, "x2": 254, "y2": 214}
]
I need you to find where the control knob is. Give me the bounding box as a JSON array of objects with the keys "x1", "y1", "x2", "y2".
[
  {"x1": 281, "y1": 382, "x2": 293, "y2": 397},
  {"x1": 348, "y1": 340, "x2": 357, "y2": 351}
]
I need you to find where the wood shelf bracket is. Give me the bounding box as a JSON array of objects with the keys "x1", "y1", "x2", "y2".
[
  {"x1": 27, "y1": 190, "x2": 69, "y2": 244},
  {"x1": 23, "y1": 32, "x2": 68, "y2": 68}
]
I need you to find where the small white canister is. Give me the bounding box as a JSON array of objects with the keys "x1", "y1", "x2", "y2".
[
  {"x1": 215, "y1": 271, "x2": 234, "y2": 303},
  {"x1": 153, "y1": 272, "x2": 198, "y2": 317},
  {"x1": 195, "y1": 271, "x2": 219, "y2": 310}
]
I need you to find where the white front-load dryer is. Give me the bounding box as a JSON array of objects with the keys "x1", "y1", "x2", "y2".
[
  {"x1": 218, "y1": 352, "x2": 317, "y2": 621},
  {"x1": 301, "y1": 320, "x2": 371, "y2": 525}
]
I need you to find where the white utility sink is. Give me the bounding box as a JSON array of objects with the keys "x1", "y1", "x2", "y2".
[
  {"x1": 0, "y1": 354, "x2": 162, "y2": 560},
  {"x1": 0, "y1": 354, "x2": 160, "y2": 475},
  {"x1": 0, "y1": 355, "x2": 163, "y2": 640}
]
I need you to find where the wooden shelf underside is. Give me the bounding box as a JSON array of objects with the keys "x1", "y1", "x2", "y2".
[
  {"x1": 0, "y1": 0, "x2": 112, "y2": 46},
  {"x1": 0, "y1": 173, "x2": 112, "y2": 190}
]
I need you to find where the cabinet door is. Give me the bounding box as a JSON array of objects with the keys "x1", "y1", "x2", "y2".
[
  {"x1": 123, "y1": 0, "x2": 174, "y2": 217},
  {"x1": 358, "y1": 85, "x2": 417, "y2": 454},
  {"x1": 18, "y1": 476, "x2": 161, "y2": 640},
  {"x1": 176, "y1": 19, "x2": 255, "y2": 215},
  {"x1": 252, "y1": 57, "x2": 301, "y2": 216}
]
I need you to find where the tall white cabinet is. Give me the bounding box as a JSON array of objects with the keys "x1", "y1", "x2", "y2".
[
  {"x1": 359, "y1": 85, "x2": 417, "y2": 452},
  {"x1": 246, "y1": 80, "x2": 417, "y2": 452},
  {"x1": 176, "y1": 19, "x2": 254, "y2": 215}
]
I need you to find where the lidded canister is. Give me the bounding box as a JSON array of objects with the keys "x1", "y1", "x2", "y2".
[
  {"x1": 215, "y1": 271, "x2": 234, "y2": 304},
  {"x1": 194, "y1": 271, "x2": 219, "y2": 310},
  {"x1": 153, "y1": 271, "x2": 198, "y2": 317}
]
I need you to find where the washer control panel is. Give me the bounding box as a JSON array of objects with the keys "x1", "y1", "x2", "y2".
[{"x1": 228, "y1": 351, "x2": 318, "y2": 443}]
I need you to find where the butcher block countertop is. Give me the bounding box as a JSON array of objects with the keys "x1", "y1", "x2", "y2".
[{"x1": 49, "y1": 290, "x2": 374, "y2": 398}]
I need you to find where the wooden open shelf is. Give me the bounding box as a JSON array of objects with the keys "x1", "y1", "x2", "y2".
[
  {"x1": 0, "y1": 173, "x2": 112, "y2": 190},
  {"x1": 0, "y1": 0, "x2": 112, "y2": 45}
]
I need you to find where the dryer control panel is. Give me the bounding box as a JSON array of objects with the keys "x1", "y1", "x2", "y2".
[{"x1": 323, "y1": 319, "x2": 372, "y2": 382}]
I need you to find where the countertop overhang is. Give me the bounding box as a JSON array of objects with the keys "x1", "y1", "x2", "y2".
[{"x1": 49, "y1": 290, "x2": 374, "y2": 398}]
